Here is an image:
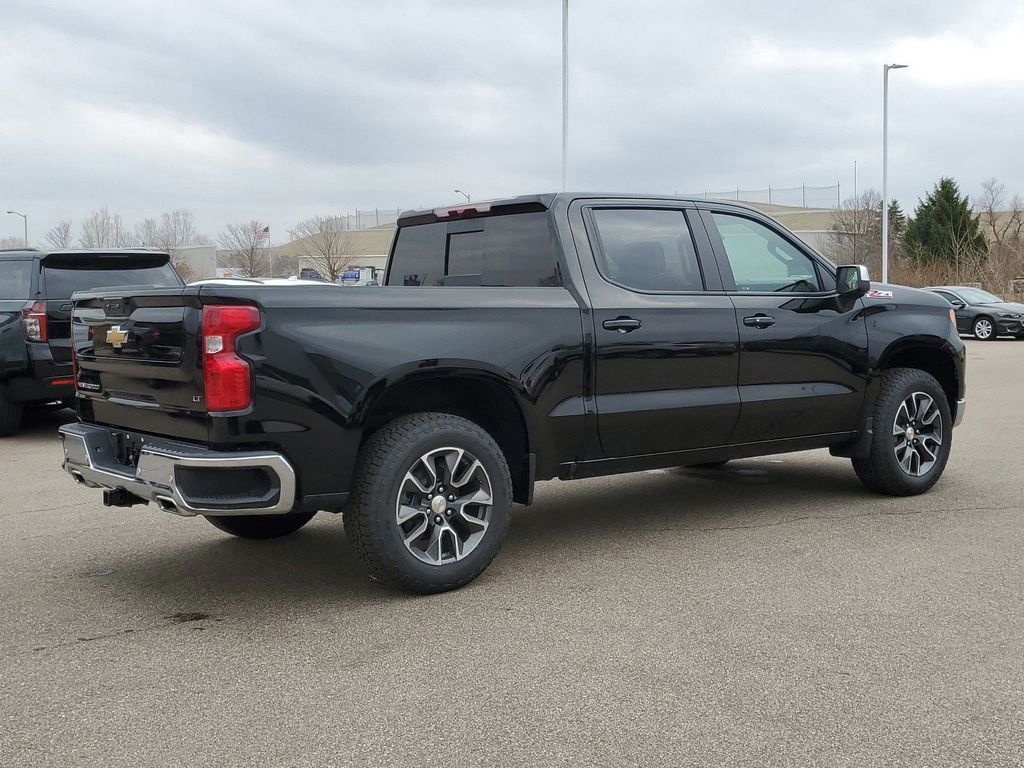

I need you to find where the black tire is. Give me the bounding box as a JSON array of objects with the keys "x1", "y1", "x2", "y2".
[
  {"x1": 0, "y1": 394, "x2": 23, "y2": 437},
  {"x1": 973, "y1": 316, "x2": 996, "y2": 340},
  {"x1": 851, "y1": 368, "x2": 952, "y2": 496},
  {"x1": 345, "y1": 412, "x2": 513, "y2": 594},
  {"x1": 205, "y1": 510, "x2": 317, "y2": 539}
]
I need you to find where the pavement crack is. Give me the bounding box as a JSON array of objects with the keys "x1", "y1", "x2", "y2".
[{"x1": 27, "y1": 613, "x2": 220, "y2": 654}]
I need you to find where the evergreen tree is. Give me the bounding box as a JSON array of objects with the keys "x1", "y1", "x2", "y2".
[
  {"x1": 903, "y1": 178, "x2": 987, "y2": 263},
  {"x1": 888, "y1": 200, "x2": 906, "y2": 239}
]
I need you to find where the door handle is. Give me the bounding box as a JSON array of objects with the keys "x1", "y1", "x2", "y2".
[
  {"x1": 602, "y1": 317, "x2": 642, "y2": 333},
  {"x1": 743, "y1": 314, "x2": 776, "y2": 328}
]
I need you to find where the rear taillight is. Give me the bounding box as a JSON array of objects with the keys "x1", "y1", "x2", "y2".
[
  {"x1": 202, "y1": 304, "x2": 261, "y2": 412},
  {"x1": 22, "y1": 300, "x2": 47, "y2": 342}
]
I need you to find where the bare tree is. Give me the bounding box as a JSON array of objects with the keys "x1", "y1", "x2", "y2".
[
  {"x1": 288, "y1": 216, "x2": 355, "y2": 282},
  {"x1": 828, "y1": 190, "x2": 883, "y2": 272},
  {"x1": 44, "y1": 220, "x2": 74, "y2": 249},
  {"x1": 975, "y1": 178, "x2": 1024, "y2": 251},
  {"x1": 79, "y1": 206, "x2": 135, "y2": 248},
  {"x1": 0, "y1": 236, "x2": 23, "y2": 249},
  {"x1": 218, "y1": 221, "x2": 268, "y2": 277},
  {"x1": 135, "y1": 217, "x2": 160, "y2": 247}
]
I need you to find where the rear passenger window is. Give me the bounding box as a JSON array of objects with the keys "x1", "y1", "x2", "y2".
[
  {"x1": 0, "y1": 260, "x2": 34, "y2": 299},
  {"x1": 386, "y1": 212, "x2": 562, "y2": 287},
  {"x1": 590, "y1": 209, "x2": 704, "y2": 292}
]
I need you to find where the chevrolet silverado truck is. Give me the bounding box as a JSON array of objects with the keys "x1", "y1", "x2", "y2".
[
  {"x1": 59, "y1": 194, "x2": 966, "y2": 593},
  {"x1": 0, "y1": 248, "x2": 182, "y2": 435}
]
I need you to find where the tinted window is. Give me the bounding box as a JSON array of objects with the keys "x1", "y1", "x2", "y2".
[
  {"x1": 956, "y1": 287, "x2": 1002, "y2": 304},
  {"x1": 711, "y1": 213, "x2": 822, "y2": 293},
  {"x1": 0, "y1": 260, "x2": 34, "y2": 299},
  {"x1": 43, "y1": 257, "x2": 181, "y2": 299},
  {"x1": 590, "y1": 209, "x2": 704, "y2": 292},
  {"x1": 386, "y1": 212, "x2": 561, "y2": 287}
]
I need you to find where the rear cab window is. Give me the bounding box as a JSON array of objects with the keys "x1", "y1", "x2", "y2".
[
  {"x1": 42, "y1": 254, "x2": 182, "y2": 298},
  {"x1": 0, "y1": 260, "x2": 35, "y2": 299},
  {"x1": 386, "y1": 211, "x2": 562, "y2": 287}
]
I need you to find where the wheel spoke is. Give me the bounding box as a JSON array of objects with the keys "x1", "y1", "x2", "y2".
[
  {"x1": 397, "y1": 503, "x2": 424, "y2": 524},
  {"x1": 451, "y1": 459, "x2": 483, "y2": 488},
  {"x1": 402, "y1": 517, "x2": 428, "y2": 545},
  {"x1": 442, "y1": 448, "x2": 466, "y2": 485}
]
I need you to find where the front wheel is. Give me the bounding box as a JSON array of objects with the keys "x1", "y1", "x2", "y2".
[
  {"x1": 205, "y1": 510, "x2": 317, "y2": 539},
  {"x1": 973, "y1": 316, "x2": 996, "y2": 340},
  {"x1": 852, "y1": 368, "x2": 952, "y2": 496},
  {"x1": 345, "y1": 412, "x2": 513, "y2": 594}
]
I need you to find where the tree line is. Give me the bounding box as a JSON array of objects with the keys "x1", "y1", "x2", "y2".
[{"x1": 829, "y1": 177, "x2": 1023, "y2": 290}]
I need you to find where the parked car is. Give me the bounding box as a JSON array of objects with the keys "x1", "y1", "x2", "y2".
[
  {"x1": 923, "y1": 286, "x2": 1024, "y2": 340},
  {"x1": 59, "y1": 195, "x2": 966, "y2": 592},
  {"x1": 0, "y1": 248, "x2": 182, "y2": 435},
  {"x1": 190, "y1": 277, "x2": 334, "y2": 287}
]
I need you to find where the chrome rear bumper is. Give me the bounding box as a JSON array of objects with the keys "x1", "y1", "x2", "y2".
[{"x1": 59, "y1": 422, "x2": 296, "y2": 516}]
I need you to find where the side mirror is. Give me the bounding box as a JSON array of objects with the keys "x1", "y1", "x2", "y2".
[
  {"x1": 836, "y1": 264, "x2": 870, "y2": 298},
  {"x1": 949, "y1": 299, "x2": 966, "y2": 309}
]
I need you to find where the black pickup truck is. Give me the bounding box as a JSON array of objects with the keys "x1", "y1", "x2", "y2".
[{"x1": 59, "y1": 194, "x2": 966, "y2": 592}]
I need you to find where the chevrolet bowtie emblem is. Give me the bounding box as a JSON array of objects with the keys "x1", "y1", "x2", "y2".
[{"x1": 106, "y1": 326, "x2": 129, "y2": 349}]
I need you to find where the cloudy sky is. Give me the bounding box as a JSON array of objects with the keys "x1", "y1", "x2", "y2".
[{"x1": 2, "y1": 0, "x2": 1022, "y2": 245}]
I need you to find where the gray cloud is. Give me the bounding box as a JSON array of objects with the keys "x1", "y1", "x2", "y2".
[{"x1": 1, "y1": 0, "x2": 1021, "y2": 243}]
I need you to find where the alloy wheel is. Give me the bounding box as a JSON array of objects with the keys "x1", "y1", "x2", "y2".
[
  {"x1": 395, "y1": 447, "x2": 493, "y2": 565},
  {"x1": 892, "y1": 391, "x2": 943, "y2": 477},
  {"x1": 974, "y1": 318, "x2": 994, "y2": 339}
]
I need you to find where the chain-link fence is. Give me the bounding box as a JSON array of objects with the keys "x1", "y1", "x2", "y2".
[
  {"x1": 326, "y1": 186, "x2": 843, "y2": 231},
  {"x1": 327, "y1": 209, "x2": 404, "y2": 231},
  {"x1": 684, "y1": 184, "x2": 842, "y2": 209}
]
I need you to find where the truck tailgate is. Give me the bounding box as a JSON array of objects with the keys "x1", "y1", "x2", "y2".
[{"x1": 73, "y1": 288, "x2": 209, "y2": 440}]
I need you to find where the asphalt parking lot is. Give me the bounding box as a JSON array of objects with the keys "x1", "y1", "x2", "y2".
[{"x1": 2, "y1": 340, "x2": 1022, "y2": 767}]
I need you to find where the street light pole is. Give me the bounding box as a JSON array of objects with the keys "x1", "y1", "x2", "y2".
[
  {"x1": 561, "y1": 0, "x2": 569, "y2": 192},
  {"x1": 6, "y1": 210, "x2": 27, "y2": 248},
  {"x1": 881, "y1": 63, "x2": 907, "y2": 284},
  {"x1": 454, "y1": 189, "x2": 471, "y2": 203}
]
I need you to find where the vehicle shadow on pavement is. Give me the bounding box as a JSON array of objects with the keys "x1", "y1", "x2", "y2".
[
  {"x1": 78, "y1": 453, "x2": 890, "y2": 613},
  {"x1": 8, "y1": 405, "x2": 77, "y2": 440}
]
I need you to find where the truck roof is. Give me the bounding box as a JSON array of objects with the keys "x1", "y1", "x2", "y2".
[
  {"x1": 0, "y1": 247, "x2": 171, "y2": 260},
  {"x1": 397, "y1": 193, "x2": 762, "y2": 226}
]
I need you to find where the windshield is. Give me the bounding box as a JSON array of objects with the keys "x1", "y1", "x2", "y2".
[{"x1": 957, "y1": 287, "x2": 1003, "y2": 304}]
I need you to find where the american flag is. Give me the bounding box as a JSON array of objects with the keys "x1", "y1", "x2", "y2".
[{"x1": 256, "y1": 225, "x2": 270, "y2": 244}]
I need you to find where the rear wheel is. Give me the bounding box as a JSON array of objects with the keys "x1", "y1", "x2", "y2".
[
  {"x1": 0, "y1": 394, "x2": 23, "y2": 437},
  {"x1": 973, "y1": 316, "x2": 995, "y2": 340},
  {"x1": 345, "y1": 412, "x2": 513, "y2": 594},
  {"x1": 205, "y1": 511, "x2": 317, "y2": 539},
  {"x1": 852, "y1": 368, "x2": 952, "y2": 496}
]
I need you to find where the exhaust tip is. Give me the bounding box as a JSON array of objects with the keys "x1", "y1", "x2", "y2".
[
  {"x1": 155, "y1": 496, "x2": 179, "y2": 514},
  {"x1": 70, "y1": 470, "x2": 86, "y2": 485}
]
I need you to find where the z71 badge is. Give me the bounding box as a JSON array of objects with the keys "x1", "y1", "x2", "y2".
[{"x1": 865, "y1": 289, "x2": 894, "y2": 299}]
